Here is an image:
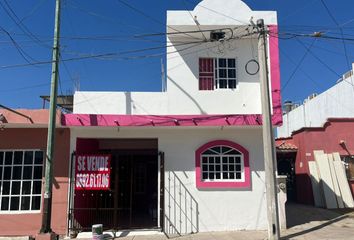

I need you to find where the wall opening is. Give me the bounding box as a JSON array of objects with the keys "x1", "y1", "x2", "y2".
[{"x1": 70, "y1": 138, "x2": 159, "y2": 231}]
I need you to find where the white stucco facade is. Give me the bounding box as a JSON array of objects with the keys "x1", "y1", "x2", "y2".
[
  {"x1": 70, "y1": 127, "x2": 267, "y2": 233},
  {"x1": 73, "y1": 0, "x2": 278, "y2": 115},
  {"x1": 278, "y1": 63, "x2": 354, "y2": 138},
  {"x1": 68, "y1": 0, "x2": 281, "y2": 234}
]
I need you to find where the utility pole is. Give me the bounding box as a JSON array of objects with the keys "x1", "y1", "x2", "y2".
[
  {"x1": 257, "y1": 19, "x2": 280, "y2": 240},
  {"x1": 40, "y1": 0, "x2": 61, "y2": 236}
]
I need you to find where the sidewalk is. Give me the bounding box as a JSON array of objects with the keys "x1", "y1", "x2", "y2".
[{"x1": 100, "y1": 204, "x2": 354, "y2": 240}]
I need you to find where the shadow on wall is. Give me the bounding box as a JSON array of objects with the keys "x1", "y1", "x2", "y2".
[
  {"x1": 164, "y1": 171, "x2": 199, "y2": 237},
  {"x1": 167, "y1": 75, "x2": 206, "y2": 114},
  {"x1": 125, "y1": 92, "x2": 132, "y2": 115}
]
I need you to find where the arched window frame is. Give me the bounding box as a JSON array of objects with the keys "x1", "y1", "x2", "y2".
[{"x1": 195, "y1": 140, "x2": 250, "y2": 188}]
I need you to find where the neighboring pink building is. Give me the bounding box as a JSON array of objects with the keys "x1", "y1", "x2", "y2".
[
  {"x1": 0, "y1": 109, "x2": 70, "y2": 236},
  {"x1": 276, "y1": 119, "x2": 354, "y2": 205},
  {"x1": 276, "y1": 64, "x2": 354, "y2": 206}
]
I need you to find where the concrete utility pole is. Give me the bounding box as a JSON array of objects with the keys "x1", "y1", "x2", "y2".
[
  {"x1": 40, "y1": 0, "x2": 61, "y2": 236},
  {"x1": 257, "y1": 19, "x2": 281, "y2": 240}
]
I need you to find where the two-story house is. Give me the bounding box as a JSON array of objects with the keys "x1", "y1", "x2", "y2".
[{"x1": 61, "y1": 0, "x2": 282, "y2": 235}]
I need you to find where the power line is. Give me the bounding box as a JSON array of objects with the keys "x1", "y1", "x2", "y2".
[
  {"x1": 18, "y1": 0, "x2": 47, "y2": 24},
  {"x1": 0, "y1": 30, "x2": 254, "y2": 70},
  {"x1": 0, "y1": 33, "x2": 251, "y2": 94},
  {"x1": 0, "y1": 25, "x2": 39, "y2": 64},
  {"x1": 0, "y1": 42, "x2": 203, "y2": 69},
  {"x1": 0, "y1": 0, "x2": 50, "y2": 49},
  {"x1": 281, "y1": 39, "x2": 317, "y2": 91},
  {"x1": 320, "y1": 0, "x2": 353, "y2": 86},
  {"x1": 0, "y1": 27, "x2": 237, "y2": 44},
  {"x1": 66, "y1": 0, "x2": 151, "y2": 35},
  {"x1": 298, "y1": 39, "x2": 354, "y2": 58},
  {"x1": 279, "y1": 0, "x2": 319, "y2": 23},
  {"x1": 275, "y1": 43, "x2": 354, "y2": 115},
  {"x1": 184, "y1": 0, "x2": 249, "y2": 25},
  {"x1": 181, "y1": 0, "x2": 208, "y2": 41},
  {"x1": 277, "y1": 32, "x2": 354, "y2": 42},
  {"x1": 295, "y1": 38, "x2": 342, "y2": 78},
  {"x1": 116, "y1": 0, "x2": 203, "y2": 41}
]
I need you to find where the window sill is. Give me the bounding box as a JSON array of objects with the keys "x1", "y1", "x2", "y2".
[
  {"x1": 0, "y1": 210, "x2": 41, "y2": 215},
  {"x1": 196, "y1": 181, "x2": 250, "y2": 189}
]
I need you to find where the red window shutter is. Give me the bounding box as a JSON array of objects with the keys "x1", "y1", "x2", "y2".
[{"x1": 199, "y1": 58, "x2": 214, "y2": 90}]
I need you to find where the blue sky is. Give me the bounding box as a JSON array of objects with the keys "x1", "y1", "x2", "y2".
[{"x1": 1, "y1": 0, "x2": 354, "y2": 109}]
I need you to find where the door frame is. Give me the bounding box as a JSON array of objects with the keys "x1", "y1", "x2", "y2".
[{"x1": 158, "y1": 151, "x2": 165, "y2": 230}]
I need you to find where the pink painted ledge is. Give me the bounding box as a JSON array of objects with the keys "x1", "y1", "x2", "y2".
[
  {"x1": 195, "y1": 140, "x2": 250, "y2": 189},
  {"x1": 269, "y1": 25, "x2": 283, "y2": 125},
  {"x1": 61, "y1": 113, "x2": 282, "y2": 127}
]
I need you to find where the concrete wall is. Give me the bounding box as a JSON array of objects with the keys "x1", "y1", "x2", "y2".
[
  {"x1": 278, "y1": 68, "x2": 354, "y2": 138},
  {"x1": 70, "y1": 127, "x2": 268, "y2": 233},
  {"x1": 0, "y1": 128, "x2": 70, "y2": 236}
]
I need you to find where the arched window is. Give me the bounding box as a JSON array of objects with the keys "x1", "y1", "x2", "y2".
[{"x1": 195, "y1": 140, "x2": 250, "y2": 188}]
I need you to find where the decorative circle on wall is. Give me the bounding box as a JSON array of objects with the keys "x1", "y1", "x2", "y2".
[{"x1": 245, "y1": 59, "x2": 259, "y2": 75}]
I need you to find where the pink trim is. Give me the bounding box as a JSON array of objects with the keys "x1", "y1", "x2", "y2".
[
  {"x1": 268, "y1": 25, "x2": 283, "y2": 126},
  {"x1": 195, "y1": 140, "x2": 250, "y2": 189},
  {"x1": 62, "y1": 113, "x2": 282, "y2": 127}
]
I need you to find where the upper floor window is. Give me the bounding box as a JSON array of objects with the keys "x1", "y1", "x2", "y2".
[
  {"x1": 199, "y1": 58, "x2": 237, "y2": 91},
  {"x1": 0, "y1": 150, "x2": 44, "y2": 213},
  {"x1": 195, "y1": 140, "x2": 250, "y2": 188}
]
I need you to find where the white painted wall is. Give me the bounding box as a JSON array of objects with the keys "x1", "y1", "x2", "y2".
[
  {"x1": 167, "y1": 0, "x2": 277, "y2": 26},
  {"x1": 70, "y1": 127, "x2": 267, "y2": 233},
  {"x1": 73, "y1": 0, "x2": 277, "y2": 115},
  {"x1": 278, "y1": 70, "x2": 354, "y2": 138},
  {"x1": 74, "y1": 38, "x2": 262, "y2": 115}
]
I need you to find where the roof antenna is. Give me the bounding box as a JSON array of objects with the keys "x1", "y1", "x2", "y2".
[{"x1": 250, "y1": 16, "x2": 256, "y2": 28}]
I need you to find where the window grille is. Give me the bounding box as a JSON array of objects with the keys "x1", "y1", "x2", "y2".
[
  {"x1": 0, "y1": 150, "x2": 43, "y2": 213},
  {"x1": 199, "y1": 58, "x2": 237, "y2": 90},
  {"x1": 201, "y1": 145, "x2": 244, "y2": 182}
]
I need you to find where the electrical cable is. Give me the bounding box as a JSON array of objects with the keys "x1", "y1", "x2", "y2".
[
  {"x1": 181, "y1": 0, "x2": 208, "y2": 42},
  {"x1": 320, "y1": 0, "x2": 354, "y2": 86},
  {"x1": 281, "y1": 39, "x2": 317, "y2": 91},
  {"x1": 298, "y1": 39, "x2": 354, "y2": 58},
  {"x1": 295, "y1": 38, "x2": 342, "y2": 78},
  {"x1": 116, "y1": 0, "x2": 203, "y2": 41},
  {"x1": 184, "y1": 0, "x2": 249, "y2": 25},
  {"x1": 0, "y1": 25, "x2": 39, "y2": 64},
  {"x1": 66, "y1": 0, "x2": 151, "y2": 35},
  {"x1": 0, "y1": 0, "x2": 51, "y2": 49},
  {"x1": 271, "y1": 39, "x2": 354, "y2": 115},
  {"x1": 0, "y1": 31, "x2": 254, "y2": 70},
  {"x1": 276, "y1": 32, "x2": 354, "y2": 42},
  {"x1": 18, "y1": 0, "x2": 47, "y2": 24},
  {"x1": 279, "y1": 0, "x2": 320, "y2": 23}
]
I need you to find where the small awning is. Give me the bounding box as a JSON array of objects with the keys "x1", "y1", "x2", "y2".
[{"x1": 276, "y1": 141, "x2": 298, "y2": 153}]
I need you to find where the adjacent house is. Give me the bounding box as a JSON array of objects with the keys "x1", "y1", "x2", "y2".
[
  {"x1": 276, "y1": 63, "x2": 354, "y2": 205},
  {"x1": 0, "y1": 109, "x2": 70, "y2": 236}
]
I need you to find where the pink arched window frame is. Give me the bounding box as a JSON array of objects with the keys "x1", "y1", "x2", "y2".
[{"x1": 195, "y1": 140, "x2": 250, "y2": 188}]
